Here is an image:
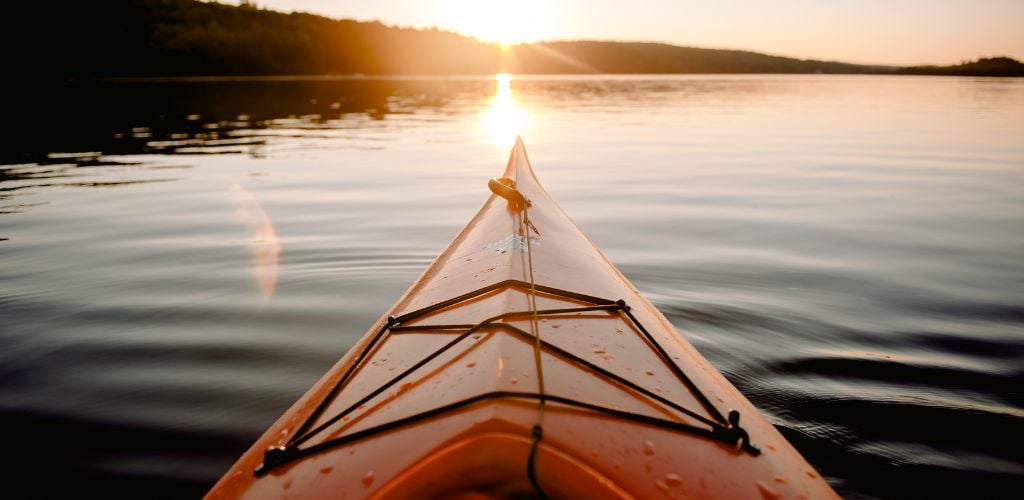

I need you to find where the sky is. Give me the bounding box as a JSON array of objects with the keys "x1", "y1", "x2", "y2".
[{"x1": 228, "y1": 0, "x2": 1024, "y2": 65}]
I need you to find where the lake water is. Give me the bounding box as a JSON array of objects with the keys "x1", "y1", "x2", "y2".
[{"x1": 1, "y1": 75, "x2": 1022, "y2": 498}]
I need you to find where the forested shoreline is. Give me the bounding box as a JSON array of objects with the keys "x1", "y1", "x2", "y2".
[{"x1": 5, "y1": 0, "x2": 1021, "y2": 77}]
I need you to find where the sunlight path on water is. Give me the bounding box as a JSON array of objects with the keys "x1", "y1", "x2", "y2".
[{"x1": 482, "y1": 73, "x2": 527, "y2": 150}]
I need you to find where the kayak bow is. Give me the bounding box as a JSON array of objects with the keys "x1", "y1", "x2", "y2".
[{"x1": 209, "y1": 138, "x2": 837, "y2": 499}]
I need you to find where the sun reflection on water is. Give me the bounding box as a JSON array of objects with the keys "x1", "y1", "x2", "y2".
[{"x1": 483, "y1": 73, "x2": 526, "y2": 149}]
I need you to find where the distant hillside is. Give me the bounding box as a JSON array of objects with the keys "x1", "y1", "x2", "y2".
[
  {"x1": 899, "y1": 57, "x2": 1024, "y2": 77},
  {"x1": 5, "y1": 0, "x2": 498, "y2": 77},
  {"x1": 505, "y1": 42, "x2": 876, "y2": 74},
  {"x1": 3, "y1": 0, "x2": 1019, "y2": 77}
]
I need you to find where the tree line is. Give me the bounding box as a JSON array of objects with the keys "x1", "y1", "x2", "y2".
[{"x1": 4, "y1": 0, "x2": 1020, "y2": 77}]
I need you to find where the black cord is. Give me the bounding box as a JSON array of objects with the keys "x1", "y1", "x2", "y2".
[{"x1": 527, "y1": 425, "x2": 549, "y2": 499}]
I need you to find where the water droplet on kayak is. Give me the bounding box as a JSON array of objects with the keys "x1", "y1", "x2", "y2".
[
  {"x1": 466, "y1": 361, "x2": 476, "y2": 368},
  {"x1": 399, "y1": 382, "x2": 412, "y2": 391},
  {"x1": 509, "y1": 377, "x2": 518, "y2": 384},
  {"x1": 283, "y1": 478, "x2": 293, "y2": 490},
  {"x1": 645, "y1": 369, "x2": 654, "y2": 376},
  {"x1": 805, "y1": 470, "x2": 818, "y2": 479},
  {"x1": 665, "y1": 473, "x2": 683, "y2": 486},
  {"x1": 643, "y1": 440, "x2": 656, "y2": 455},
  {"x1": 320, "y1": 466, "x2": 333, "y2": 474},
  {"x1": 766, "y1": 444, "x2": 777, "y2": 451},
  {"x1": 592, "y1": 345, "x2": 606, "y2": 354},
  {"x1": 551, "y1": 324, "x2": 560, "y2": 329},
  {"x1": 756, "y1": 481, "x2": 780, "y2": 500},
  {"x1": 773, "y1": 476, "x2": 787, "y2": 484},
  {"x1": 362, "y1": 471, "x2": 375, "y2": 487},
  {"x1": 655, "y1": 479, "x2": 670, "y2": 492},
  {"x1": 615, "y1": 328, "x2": 623, "y2": 334}
]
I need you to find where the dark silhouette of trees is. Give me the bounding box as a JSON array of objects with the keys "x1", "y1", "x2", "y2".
[
  {"x1": 4, "y1": 0, "x2": 1019, "y2": 78},
  {"x1": 5, "y1": 0, "x2": 500, "y2": 77},
  {"x1": 899, "y1": 57, "x2": 1024, "y2": 77},
  {"x1": 505, "y1": 42, "x2": 874, "y2": 74}
]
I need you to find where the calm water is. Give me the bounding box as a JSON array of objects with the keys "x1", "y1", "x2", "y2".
[{"x1": 1, "y1": 75, "x2": 1022, "y2": 498}]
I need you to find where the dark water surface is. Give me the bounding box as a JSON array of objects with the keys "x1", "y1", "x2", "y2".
[{"x1": 1, "y1": 75, "x2": 1022, "y2": 498}]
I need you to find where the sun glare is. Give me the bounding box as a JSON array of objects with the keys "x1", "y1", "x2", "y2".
[
  {"x1": 442, "y1": 0, "x2": 543, "y2": 46},
  {"x1": 233, "y1": 183, "x2": 280, "y2": 300},
  {"x1": 483, "y1": 73, "x2": 525, "y2": 148}
]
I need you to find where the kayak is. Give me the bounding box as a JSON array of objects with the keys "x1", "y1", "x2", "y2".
[{"x1": 208, "y1": 138, "x2": 837, "y2": 499}]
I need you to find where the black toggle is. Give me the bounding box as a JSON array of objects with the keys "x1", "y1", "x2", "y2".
[
  {"x1": 255, "y1": 446, "x2": 293, "y2": 476},
  {"x1": 712, "y1": 410, "x2": 761, "y2": 455}
]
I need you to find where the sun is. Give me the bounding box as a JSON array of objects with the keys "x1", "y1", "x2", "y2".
[{"x1": 441, "y1": 0, "x2": 545, "y2": 46}]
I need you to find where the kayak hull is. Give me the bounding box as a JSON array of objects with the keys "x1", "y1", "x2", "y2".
[{"x1": 208, "y1": 138, "x2": 837, "y2": 499}]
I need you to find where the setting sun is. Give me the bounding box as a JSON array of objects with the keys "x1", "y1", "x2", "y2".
[{"x1": 440, "y1": 0, "x2": 545, "y2": 45}]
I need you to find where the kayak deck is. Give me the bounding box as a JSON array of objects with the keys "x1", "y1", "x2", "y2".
[
  {"x1": 208, "y1": 138, "x2": 836, "y2": 499},
  {"x1": 258, "y1": 278, "x2": 758, "y2": 474}
]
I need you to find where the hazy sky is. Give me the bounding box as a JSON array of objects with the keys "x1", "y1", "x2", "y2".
[{"x1": 231, "y1": 0, "x2": 1024, "y2": 65}]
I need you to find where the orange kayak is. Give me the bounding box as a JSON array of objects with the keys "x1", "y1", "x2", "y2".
[{"x1": 208, "y1": 138, "x2": 837, "y2": 499}]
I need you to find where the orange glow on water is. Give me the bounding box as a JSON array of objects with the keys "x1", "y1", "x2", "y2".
[{"x1": 233, "y1": 184, "x2": 280, "y2": 300}]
